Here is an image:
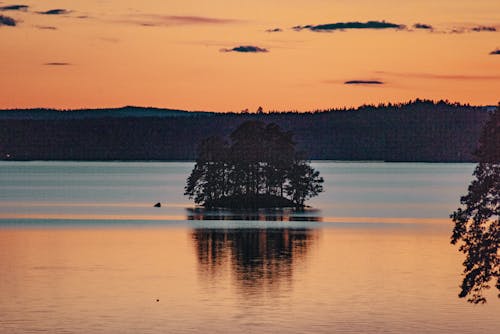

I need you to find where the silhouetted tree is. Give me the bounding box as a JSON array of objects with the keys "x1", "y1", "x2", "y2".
[
  {"x1": 184, "y1": 121, "x2": 323, "y2": 208},
  {"x1": 451, "y1": 105, "x2": 499, "y2": 303},
  {"x1": 286, "y1": 160, "x2": 324, "y2": 206},
  {"x1": 185, "y1": 136, "x2": 229, "y2": 204},
  {"x1": 0, "y1": 100, "x2": 489, "y2": 162}
]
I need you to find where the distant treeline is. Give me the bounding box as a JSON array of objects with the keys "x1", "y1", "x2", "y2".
[{"x1": 0, "y1": 100, "x2": 494, "y2": 162}]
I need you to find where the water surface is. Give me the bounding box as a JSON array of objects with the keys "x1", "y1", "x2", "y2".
[
  {"x1": 0, "y1": 161, "x2": 475, "y2": 223},
  {"x1": 0, "y1": 161, "x2": 498, "y2": 333}
]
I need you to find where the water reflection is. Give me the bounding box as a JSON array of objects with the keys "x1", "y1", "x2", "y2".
[
  {"x1": 186, "y1": 207, "x2": 322, "y2": 222},
  {"x1": 191, "y1": 228, "x2": 318, "y2": 295}
]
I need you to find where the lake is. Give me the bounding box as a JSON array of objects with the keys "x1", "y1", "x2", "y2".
[{"x1": 0, "y1": 161, "x2": 498, "y2": 333}]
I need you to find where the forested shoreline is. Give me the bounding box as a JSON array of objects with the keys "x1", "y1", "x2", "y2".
[{"x1": 0, "y1": 100, "x2": 494, "y2": 162}]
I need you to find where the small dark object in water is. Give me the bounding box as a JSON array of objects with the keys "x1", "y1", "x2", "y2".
[{"x1": 154, "y1": 202, "x2": 161, "y2": 208}]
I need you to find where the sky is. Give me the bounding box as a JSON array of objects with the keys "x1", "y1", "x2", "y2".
[{"x1": 0, "y1": 0, "x2": 499, "y2": 111}]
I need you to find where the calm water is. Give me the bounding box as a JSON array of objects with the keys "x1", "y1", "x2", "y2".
[{"x1": 0, "y1": 161, "x2": 498, "y2": 333}]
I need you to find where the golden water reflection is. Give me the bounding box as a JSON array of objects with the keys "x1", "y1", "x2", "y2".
[
  {"x1": 187, "y1": 208, "x2": 322, "y2": 222},
  {"x1": 191, "y1": 228, "x2": 318, "y2": 295}
]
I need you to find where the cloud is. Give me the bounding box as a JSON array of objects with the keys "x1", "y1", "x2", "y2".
[
  {"x1": 123, "y1": 14, "x2": 238, "y2": 27},
  {"x1": 471, "y1": 26, "x2": 496, "y2": 32},
  {"x1": 293, "y1": 20, "x2": 404, "y2": 32},
  {"x1": 44, "y1": 62, "x2": 71, "y2": 66},
  {"x1": 160, "y1": 15, "x2": 235, "y2": 24},
  {"x1": 38, "y1": 9, "x2": 70, "y2": 15},
  {"x1": 413, "y1": 23, "x2": 433, "y2": 30},
  {"x1": 0, "y1": 5, "x2": 28, "y2": 11},
  {"x1": 344, "y1": 80, "x2": 384, "y2": 85},
  {"x1": 449, "y1": 28, "x2": 466, "y2": 34},
  {"x1": 290, "y1": 21, "x2": 495, "y2": 34},
  {"x1": 99, "y1": 37, "x2": 120, "y2": 43},
  {"x1": 36, "y1": 25, "x2": 57, "y2": 30},
  {"x1": 449, "y1": 25, "x2": 497, "y2": 34},
  {"x1": 265, "y1": 28, "x2": 282, "y2": 33},
  {"x1": 220, "y1": 45, "x2": 269, "y2": 53},
  {"x1": 0, "y1": 14, "x2": 16, "y2": 26},
  {"x1": 490, "y1": 49, "x2": 500, "y2": 55},
  {"x1": 378, "y1": 71, "x2": 500, "y2": 80}
]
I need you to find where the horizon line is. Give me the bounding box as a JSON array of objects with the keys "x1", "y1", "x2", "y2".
[{"x1": 0, "y1": 99, "x2": 498, "y2": 114}]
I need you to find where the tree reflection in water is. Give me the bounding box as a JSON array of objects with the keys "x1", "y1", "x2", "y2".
[
  {"x1": 191, "y1": 228, "x2": 318, "y2": 295},
  {"x1": 186, "y1": 207, "x2": 322, "y2": 222}
]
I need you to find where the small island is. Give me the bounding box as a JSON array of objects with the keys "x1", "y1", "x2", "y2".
[{"x1": 185, "y1": 121, "x2": 324, "y2": 209}]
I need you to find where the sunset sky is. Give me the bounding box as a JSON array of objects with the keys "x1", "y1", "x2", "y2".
[{"x1": 1, "y1": 0, "x2": 499, "y2": 111}]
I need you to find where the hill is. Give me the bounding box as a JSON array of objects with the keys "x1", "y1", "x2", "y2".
[
  {"x1": 0, "y1": 106, "x2": 211, "y2": 120},
  {"x1": 0, "y1": 100, "x2": 493, "y2": 162}
]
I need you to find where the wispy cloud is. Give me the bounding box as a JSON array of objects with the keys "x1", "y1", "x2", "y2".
[
  {"x1": 265, "y1": 28, "x2": 282, "y2": 33},
  {"x1": 344, "y1": 80, "x2": 384, "y2": 85},
  {"x1": 0, "y1": 14, "x2": 16, "y2": 26},
  {"x1": 99, "y1": 37, "x2": 120, "y2": 43},
  {"x1": 36, "y1": 25, "x2": 57, "y2": 30},
  {"x1": 449, "y1": 25, "x2": 498, "y2": 34},
  {"x1": 38, "y1": 9, "x2": 70, "y2": 15},
  {"x1": 0, "y1": 5, "x2": 28, "y2": 11},
  {"x1": 290, "y1": 20, "x2": 496, "y2": 34},
  {"x1": 121, "y1": 14, "x2": 239, "y2": 27},
  {"x1": 490, "y1": 49, "x2": 500, "y2": 55},
  {"x1": 44, "y1": 62, "x2": 71, "y2": 66},
  {"x1": 220, "y1": 45, "x2": 269, "y2": 53},
  {"x1": 378, "y1": 71, "x2": 500, "y2": 80},
  {"x1": 471, "y1": 26, "x2": 496, "y2": 32},
  {"x1": 413, "y1": 23, "x2": 433, "y2": 30},
  {"x1": 293, "y1": 21, "x2": 404, "y2": 32}
]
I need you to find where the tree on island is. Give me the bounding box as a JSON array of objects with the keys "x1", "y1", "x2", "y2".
[
  {"x1": 451, "y1": 105, "x2": 499, "y2": 304},
  {"x1": 185, "y1": 121, "x2": 324, "y2": 208}
]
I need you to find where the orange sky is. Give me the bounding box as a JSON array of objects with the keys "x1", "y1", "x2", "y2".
[{"x1": 0, "y1": 0, "x2": 499, "y2": 111}]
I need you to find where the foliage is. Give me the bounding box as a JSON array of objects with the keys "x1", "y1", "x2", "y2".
[
  {"x1": 285, "y1": 160, "x2": 324, "y2": 207},
  {"x1": 0, "y1": 100, "x2": 491, "y2": 162},
  {"x1": 451, "y1": 105, "x2": 499, "y2": 303},
  {"x1": 185, "y1": 121, "x2": 323, "y2": 208}
]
